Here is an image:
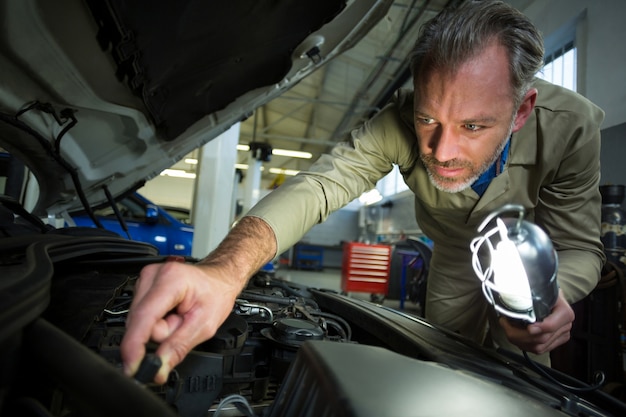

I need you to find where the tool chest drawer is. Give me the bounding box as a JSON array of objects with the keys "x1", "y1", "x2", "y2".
[{"x1": 341, "y1": 242, "x2": 392, "y2": 294}]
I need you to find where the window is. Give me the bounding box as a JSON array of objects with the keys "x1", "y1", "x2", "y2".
[
  {"x1": 378, "y1": 164, "x2": 409, "y2": 198},
  {"x1": 94, "y1": 196, "x2": 148, "y2": 221},
  {"x1": 537, "y1": 42, "x2": 577, "y2": 92},
  {"x1": 536, "y1": 12, "x2": 583, "y2": 93}
]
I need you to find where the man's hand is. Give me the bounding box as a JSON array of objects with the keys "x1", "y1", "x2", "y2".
[
  {"x1": 120, "y1": 261, "x2": 240, "y2": 384},
  {"x1": 120, "y1": 216, "x2": 277, "y2": 384},
  {"x1": 499, "y1": 290, "x2": 574, "y2": 354}
]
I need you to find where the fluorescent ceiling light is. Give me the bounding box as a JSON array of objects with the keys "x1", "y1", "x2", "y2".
[
  {"x1": 237, "y1": 144, "x2": 312, "y2": 159},
  {"x1": 271, "y1": 149, "x2": 312, "y2": 159},
  {"x1": 165, "y1": 163, "x2": 299, "y2": 179},
  {"x1": 235, "y1": 164, "x2": 265, "y2": 171},
  {"x1": 269, "y1": 167, "x2": 299, "y2": 176},
  {"x1": 160, "y1": 169, "x2": 197, "y2": 179},
  {"x1": 184, "y1": 158, "x2": 198, "y2": 164},
  {"x1": 236, "y1": 164, "x2": 298, "y2": 176}
]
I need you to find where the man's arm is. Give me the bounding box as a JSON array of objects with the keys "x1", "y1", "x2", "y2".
[
  {"x1": 121, "y1": 216, "x2": 276, "y2": 384},
  {"x1": 121, "y1": 95, "x2": 414, "y2": 382}
]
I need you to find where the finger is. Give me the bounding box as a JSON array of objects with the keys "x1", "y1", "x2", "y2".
[
  {"x1": 543, "y1": 329, "x2": 571, "y2": 352},
  {"x1": 122, "y1": 309, "x2": 170, "y2": 377},
  {"x1": 121, "y1": 276, "x2": 187, "y2": 377},
  {"x1": 121, "y1": 339, "x2": 146, "y2": 378},
  {"x1": 499, "y1": 317, "x2": 552, "y2": 351},
  {"x1": 529, "y1": 329, "x2": 571, "y2": 355},
  {"x1": 535, "y1": 319, "x2": 572, "y2": 352},
  {"x1": 525, "y1": 297, "x2": 573, "y2": 344},
  {"x1": 121, "y1": 303, "x2": 154, "y2": 377},
  {"x1": 151, "y1": 313, "x2": 184, "y2": 343},
  {"x1": 514, "y1": 319, "x2": 571, "y2": 353},
  {"x1": 153, "y1": 309, "x2": 210, "y2": 384},
  {"x1": 151, "y1": 287, "x2": 237, "y2": 384}
]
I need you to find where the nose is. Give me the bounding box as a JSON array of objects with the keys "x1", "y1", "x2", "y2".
[{"x1": 428, "y1": 125, "x2": 459, "y2": 162}]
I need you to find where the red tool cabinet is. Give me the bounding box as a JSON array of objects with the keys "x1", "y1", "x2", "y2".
[{"x1": 341, "y1": 242, "x2": 392, "y2": 294}]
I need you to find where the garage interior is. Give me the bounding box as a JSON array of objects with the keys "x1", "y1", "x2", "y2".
[
  {"x1": 137, "y1": 0, "x2": 626, "y2": 399},
  {"x1": 1, "y1": 0, "x2": 626, "y2": 413}
]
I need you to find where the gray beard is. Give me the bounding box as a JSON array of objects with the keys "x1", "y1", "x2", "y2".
[{"x1": 422, "y1": 118, "x2": 515, "y2": 193}]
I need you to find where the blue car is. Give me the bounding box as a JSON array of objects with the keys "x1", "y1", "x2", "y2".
[{"x1": 71, "y1": 193, "x2": 194, "y2": 256}]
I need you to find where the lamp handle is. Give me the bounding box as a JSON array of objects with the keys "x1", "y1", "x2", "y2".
[{"x1": 477, "y1": 204, "x2": 525, "y2": 233}]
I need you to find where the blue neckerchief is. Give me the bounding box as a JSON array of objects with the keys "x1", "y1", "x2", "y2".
[{"x1": 471, "y1": 138, "x2": 511, "y2": 197}]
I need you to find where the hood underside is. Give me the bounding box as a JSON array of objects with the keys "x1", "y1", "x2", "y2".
[{"x1": 0, "y1": 0, "x2": 392, "y2": 216}]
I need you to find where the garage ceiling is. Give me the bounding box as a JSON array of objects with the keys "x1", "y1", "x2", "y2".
[{"x1": 174, "y1": 0, "x2": 457, "y2": 186}]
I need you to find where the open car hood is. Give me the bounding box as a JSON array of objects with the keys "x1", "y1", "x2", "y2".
[{"x1": 0, "y1": 0, "x2": 392, "y2": 216}]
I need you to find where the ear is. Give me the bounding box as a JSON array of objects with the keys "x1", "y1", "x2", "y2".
[{"x1": 511, "y1": 88, "x2": 537, "y2": 133}]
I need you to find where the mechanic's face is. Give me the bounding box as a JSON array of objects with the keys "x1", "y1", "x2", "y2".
[{"x1": 413, "y1": 41, "x2": 534, "y2": 193}]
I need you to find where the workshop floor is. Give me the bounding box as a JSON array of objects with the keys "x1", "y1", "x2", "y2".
[{"x1": 275, "y1": 266, "x2": 423, "y2": 316}]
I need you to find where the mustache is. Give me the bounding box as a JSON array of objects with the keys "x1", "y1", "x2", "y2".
[{"x1": 420, "y1": 153, "x2": 471, "y2": 169}]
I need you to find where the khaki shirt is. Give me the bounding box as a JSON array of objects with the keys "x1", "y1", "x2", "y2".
[{"x1": 249, "y1": 79, "x2": 605, "y2": 308}]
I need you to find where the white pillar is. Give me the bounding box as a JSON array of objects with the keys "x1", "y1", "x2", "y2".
[
  {"x1": 243, "y1": 153, "x2": 262, "y2": 214},
  {"x1": 191, "y1": 123, "x2": 240, "y2": 258},
  {"x1": 242, "y1": 142, "x2": 272, "y2": 214}
]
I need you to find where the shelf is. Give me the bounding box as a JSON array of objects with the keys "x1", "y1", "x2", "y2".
[{"x1": 293, "y1": 244, "x2": 324, "y2": 271}]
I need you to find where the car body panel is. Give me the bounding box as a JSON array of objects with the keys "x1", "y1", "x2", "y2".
[{"x1": 71, "y1": 192, "x2": 194, "y2": 255}]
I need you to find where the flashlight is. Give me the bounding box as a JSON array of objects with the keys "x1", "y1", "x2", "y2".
[{"x1": 470, "y1": 204, "x2": 559, "y2": 323}]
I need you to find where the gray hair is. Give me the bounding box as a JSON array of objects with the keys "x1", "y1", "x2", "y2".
[{"x1": 409, "y1": 0, "x2": 544, "y2": 107}]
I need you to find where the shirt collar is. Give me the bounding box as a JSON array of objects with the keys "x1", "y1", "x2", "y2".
[{"x1": 471, "y1": 137, "x2": 511, "y2": 196}]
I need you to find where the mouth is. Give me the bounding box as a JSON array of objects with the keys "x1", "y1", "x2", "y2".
[
  {"x1": 421, "y1": 153, "x2": 470, "y2": 180},
  {"x1": 431, "y1": 165, "x2": 467, "y2": 180}
]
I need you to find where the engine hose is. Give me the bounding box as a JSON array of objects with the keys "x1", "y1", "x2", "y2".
[
  {"x1": 240, "y1": 291, "x2": 319, "y2": 310},
  {"x1": 311, "y1": 311, "x2": 352, "y2": 341},
  {"x1": 268, "y1": 280, "x2": 310, "y2": 299},
  {"x1": 322, "y1": 318, "x2": 348, "y2": 340},
  {"x1": 239, "y1": 291, "x2": 294, "y2": 306},
  {"x1": 266, "y1": 280, "x2": 321, "y2": 309}
]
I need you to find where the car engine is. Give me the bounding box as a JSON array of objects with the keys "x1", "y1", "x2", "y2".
[
  {"x1": 2, "y1": 235, "x2": 355, "y2": 417},
  {"x1": 90, "y1": 270, "x2": 352, "y2": 417}
]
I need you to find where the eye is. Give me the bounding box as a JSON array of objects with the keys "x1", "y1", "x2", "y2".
[
  {"x1": 417, "y1": 117, "x2": 435, "y2": 125},
  {"x1": 465, "y1": 123, "x2": 481, "y2": 131}
]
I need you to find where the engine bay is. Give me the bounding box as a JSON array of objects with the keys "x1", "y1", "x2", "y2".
[
  {"x1": 91, "y1": 270, "x2": 354, "y2": 416},
  {"x1": 2, "y1": 234, "x2": 626, "y2": 417}
]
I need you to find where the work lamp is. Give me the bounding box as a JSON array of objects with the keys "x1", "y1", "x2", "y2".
[{"x1": 470, "y1": 204, "x2": 559, "y2": 323}]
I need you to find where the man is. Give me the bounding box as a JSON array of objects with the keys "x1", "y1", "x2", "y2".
[{"x1": 122, "y1": 0, "x2": 605, "y2": 384}]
